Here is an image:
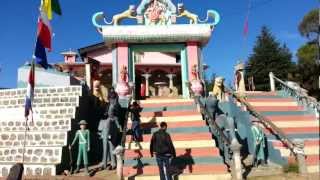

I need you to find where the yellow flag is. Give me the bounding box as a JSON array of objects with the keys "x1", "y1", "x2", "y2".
[{"x1": 42, "y1": 0, "x2": 53, "y2": 20}]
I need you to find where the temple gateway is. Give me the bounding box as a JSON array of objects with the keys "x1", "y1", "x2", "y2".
[{"x1": 53, "y1": 0, "x2": 220, "y2": 100}]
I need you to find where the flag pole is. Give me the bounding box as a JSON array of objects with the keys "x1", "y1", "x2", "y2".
[{"x1": 22, "y1": 0, "x2": 44, "y2": 165}]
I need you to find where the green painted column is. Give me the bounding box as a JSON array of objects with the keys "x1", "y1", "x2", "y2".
[{"x1": 181, "y1": 47, "x2": 189, "y2": 99}]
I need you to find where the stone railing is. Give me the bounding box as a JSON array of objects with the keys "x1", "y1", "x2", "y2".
[
  {"x1": 225, "y1": 87, "x2": 308, "y2": 175},
  {"x1": 187, "y1": 83, "x2": 243, "y2": 180},
  {"x1": 269, "y1": 72, "x2": 320, "y2": 119},
  {"x1": 0, "y1": 86, "x2": 82, "y2": 177}
]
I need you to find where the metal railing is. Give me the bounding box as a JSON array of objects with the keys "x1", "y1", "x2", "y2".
[{"x1": 269, "y1": 72, "x2": 320, "y2": 119}]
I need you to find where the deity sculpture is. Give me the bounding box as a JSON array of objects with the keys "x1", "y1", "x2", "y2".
[
  {"x1": 234, "y1": 62, "x2": 246, "y2": 97},
  {"x1": 190, "y1": 64, "x2": 203, "y2": 96},
  {"x1": 116, "y1": 66, "x2": 130, "y2": 98},
  {"x1": 137, "y1": 0, "x2": 176, "y2": 25}
]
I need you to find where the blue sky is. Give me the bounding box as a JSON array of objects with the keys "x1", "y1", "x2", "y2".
[{"x1": 0, "y1": 0, "x2": 317, "y2": 88}]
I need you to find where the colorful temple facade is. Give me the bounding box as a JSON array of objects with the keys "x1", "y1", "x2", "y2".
[{"x1": 54, "y1": 0, "x2": 220, "y2": 99}]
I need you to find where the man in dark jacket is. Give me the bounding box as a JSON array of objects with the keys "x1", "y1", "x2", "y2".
[{"x1": 150, "y1": 122, "x2": 176, "y2": 180}]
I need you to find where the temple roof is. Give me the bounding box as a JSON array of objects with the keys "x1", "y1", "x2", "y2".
[{"x1": 99, "y1": 24, "x2": 213, "y2": 46}]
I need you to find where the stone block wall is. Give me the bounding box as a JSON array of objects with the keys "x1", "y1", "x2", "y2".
[{"x1": 0, "y1": 86, "x2": 82, "y2": 177}]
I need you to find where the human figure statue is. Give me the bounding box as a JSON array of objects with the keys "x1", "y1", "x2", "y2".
[
  {"x1": 150, "y1": 122, "x2": 176, "y2": 180},
  {"x1": 69, "y1": 120, "x2": 90, "y2": 175},
  {"x1": 204, "y1": 92, "x2": 219, "y2": 121},
  {"x1": 251, "y1": 120, "x2": 266, "y2": 167},
  {"x1": 128, "y1": 101, "x2": 143, "y2": 150},
  {"x1": 98, "y1": 118, "x2": 111, "y2": 170},
  {"x1": 212, "y1": 77, "x2": 226, "y2": 102}
]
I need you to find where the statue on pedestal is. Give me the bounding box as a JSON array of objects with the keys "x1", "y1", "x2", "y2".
[
  {"x1": 234, "y1": 61, "x2": 246, "y2": 96},
  {"x1": 69, "y1": 120, "x2": 90, "y2": 175},
  {"x1": 212, "y1": 76, "x2": 226, "y2": 101},
  {"x1": 190, "y1": 64, "x2": 203, "y2": 96},
  {"x1": 116, "y1": 66, "x2": 130, "y2": 98}
]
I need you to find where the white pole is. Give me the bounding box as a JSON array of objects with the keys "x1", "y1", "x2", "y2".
[{"x1": 269, "y1": 72, "x2": 275, "y2": 91}]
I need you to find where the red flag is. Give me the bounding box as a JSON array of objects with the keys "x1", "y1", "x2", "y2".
[{"x1": 37, "y1": 11, "x2": 52, "y2": 51}]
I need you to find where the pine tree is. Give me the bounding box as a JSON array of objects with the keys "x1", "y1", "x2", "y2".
[{"x1": 246, "y1": 26, "x2": 293, "y2": 91}]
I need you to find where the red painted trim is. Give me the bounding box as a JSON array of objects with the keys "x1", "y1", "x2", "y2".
[
  {"x1": 306, "y1": 155, "x2": 320, "y2": 165},
  {"x1": 272, "y1": 139, "x2": 320, "y2": 147}
]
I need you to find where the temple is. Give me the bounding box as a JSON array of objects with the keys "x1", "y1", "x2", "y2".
[{"x1": 52, "y1": 0, "x2": 220, "y2": 99}]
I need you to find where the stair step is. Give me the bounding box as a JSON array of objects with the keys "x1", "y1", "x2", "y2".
[
  {"x1": 138, "y1": 115, "x2": 203, "y2": 123},
  {"x1": 254, "y1": 106, "x2": 305, "y2": 111},
  {"x1": 248, "y1": 102, "x2": 298, "y2": 106},
  {"x1": 127, "y1": 120, "x2": 206, "y2": 130},
  {"x1": 140, "y1": 110, "x2": 198, "y2": 117},
  {"x1": 127, "y1": 132, "x2": 212, "y2": 142},
  {"x1": 126, "y1": 140, "x2": 216, "y2": 150},
  {"x1": 125, "y1": 148, "x2": 220, "y2": 159},
  {"x1": 140, "y1": 99, "x2": 193, "y2": 104},
  {"x1": 264, "y1": 127, "x2": 319, "y2": 134},
  {"x1": 247, "y1": 98, "x2": 295, "y2": 102},
  {"x1": 123, "y1": 164, "x2": 229, "y2": 177},
  {"x1": 125, "y1": 173, "x2": 231, "y2": 180},
  {"x1": 265, "y1": 115, "x2": 316, "y2": 121},
  {"x1": 141, "y1": 101, "x2": 194, "y2": 108},
  {"x1": 124, "y1": 156, "x2": 224, "y2": 167}
]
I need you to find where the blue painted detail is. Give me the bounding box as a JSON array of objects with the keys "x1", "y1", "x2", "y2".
[
  {"x1": 181, "y1": 47, "x2": 189, "y2": 99},
  {"x1": 124, "y1": 156, "x2": 223, "y2": 167},
  {"x1": 207, "y1": 10, "x2": 220, "y2": 26},
  {"x1": 267, "y1": 141, "x2": 288, "y2": 165},
  {"x1": 92, "y1": 12, "x2": 104, "y2": 28},
  {"x1": 141, "y1": 105, "x2": 197, "y2": 113}
]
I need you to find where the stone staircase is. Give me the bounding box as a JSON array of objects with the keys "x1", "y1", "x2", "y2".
[
  {"x1": 123, "y1": 99, "x2": 231, "y2": 180},
  {"x1": 0, "y1": 86, "x2": 82, "y2": 177},
  {"x1": 245, "y1": 91, "x2": 319, "y2": 174}
]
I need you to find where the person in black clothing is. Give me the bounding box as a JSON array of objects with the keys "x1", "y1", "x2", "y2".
[
  {"x1": 150, "y1": 122, "x2": 176, "y2": 180},
  {"x1": 128, "y1": 101, "x2": 143, "y2": 149}
]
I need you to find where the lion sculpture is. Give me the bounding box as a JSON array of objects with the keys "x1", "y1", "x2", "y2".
[{"x1": 104, "y1": 5, "x2": 137, "y2": 25}]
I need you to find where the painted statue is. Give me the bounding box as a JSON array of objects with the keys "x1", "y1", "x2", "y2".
[
  {"x1": 116, "y1": 66, "x2": 130, "y2": 97},
  {"x1": 137, "y1": 0, "x2": 177, "y2": 25},
  {"x1": 104, "y1": 5, "x2": 137, "y2": 25},
  {"x1": 212, "y1": 76, "x2": 226, "y2": 102},
  {"x1": 234, "y1": 62, "x2": 246, "y2": 96},
  {"x1": 69, "y1": 120, "x2": 90, "y2": 175},
  {"x1": 177, "y1": 3, "x2": 220, "y2": 26},
  {"x1": 190, "y1": 65, "x2": 203, "y2": 96},
  {"x1": 251, "y1": 121, "x2": 266, "y2": 166},
  {"x1": 177, "y1": 3, "x2": 199, "y2": 24}
]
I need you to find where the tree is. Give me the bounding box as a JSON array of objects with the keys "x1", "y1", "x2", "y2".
[
  {"x1": 246, "y1": 26, "x2": 294, "y2": 91},
  {"x1": 298, "y1": 8, "x2": 319, "y2": 42},
  {"x1": 295, "y1": 9, "x2": 320, "y2": 99}
]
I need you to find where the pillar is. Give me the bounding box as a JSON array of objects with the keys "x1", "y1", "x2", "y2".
[
  {"x1": 269, "y1": 72, "x2": 275, "y2": 91},
  {"x1": 142, "y1": 73, "x2": 151, "y2": 97},
  {"x1": 186, "y1": 42, "x2": 200, "y2": 81},
  {"x1": 230, "y1": 141, "x2": 243, "y2": 180},
  {"x1": 293, "y1": 139, "x2": 308, "y2": 175},
  {"x1": 112, "y1": 45, "x2": 118, "y2": 86},
  {"x1": 85, "y1": 61, "x2": 91, "y2": 89},
  {"x1": 166, "y1": 73, "x2": 176, "y2": 89},
  {"x1": 117, "y1": 43, "x2": 129, "y2": 82},
  {"x1": 181, "y1": 48, "x2": 189, "y2": 99}
]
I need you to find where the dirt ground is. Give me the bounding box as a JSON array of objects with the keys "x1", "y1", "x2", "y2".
[{"x1": 248, "y1": 173, "x2": 320, "y2": 180}]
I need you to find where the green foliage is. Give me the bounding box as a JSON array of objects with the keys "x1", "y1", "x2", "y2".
[
  {"x1": 297, "y1": 43, "x2": 318, "y2": 65},
  {"x1": 298, "y1": 8, "x2": 319, "y2": 42},
  {"x1": 246, "y1": 26, "x2": 294, "y2": 91}
]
